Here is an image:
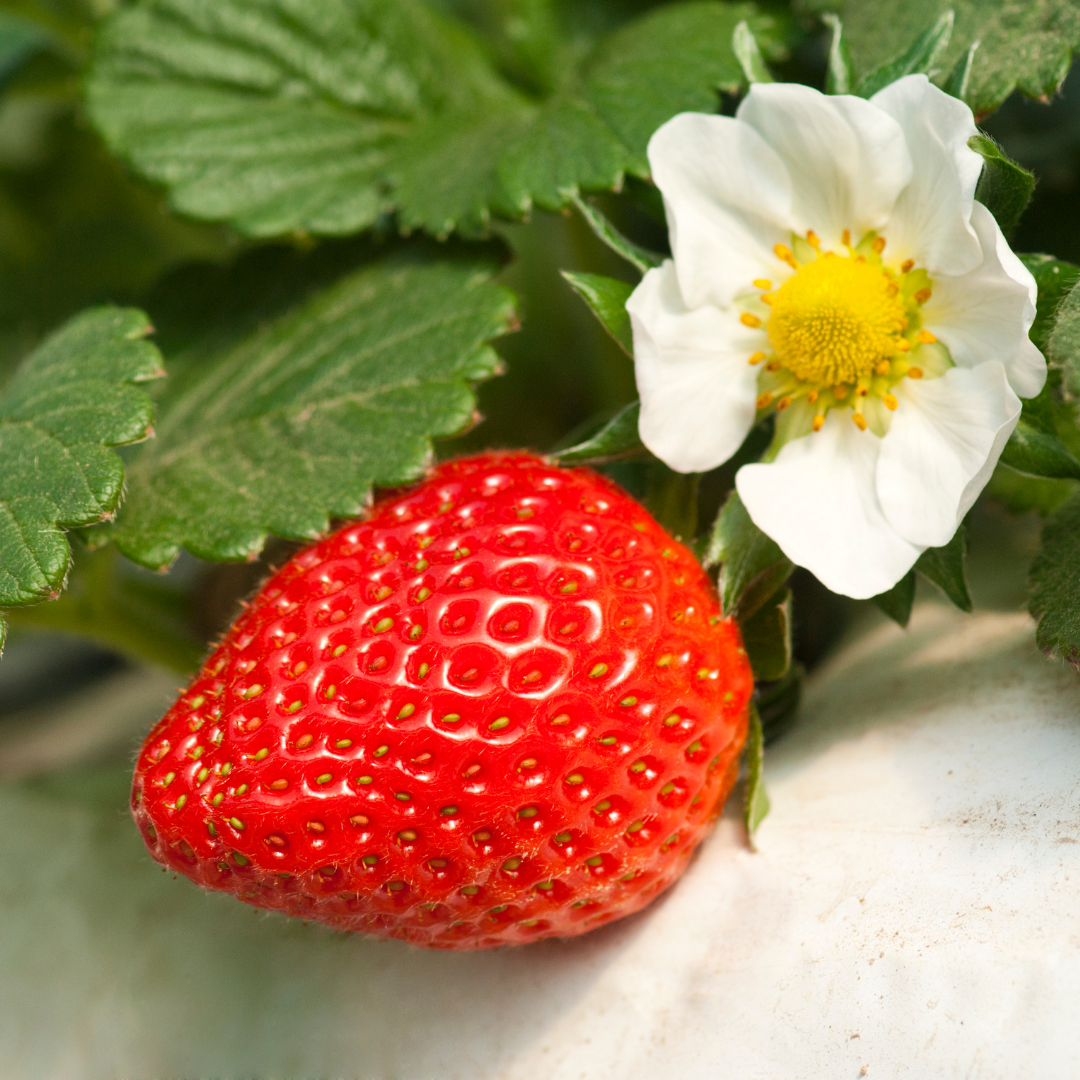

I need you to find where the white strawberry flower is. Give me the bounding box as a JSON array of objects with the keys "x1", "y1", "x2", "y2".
[{"x1": 628, "y1": 74, "x2": 1044, "y2": 599}]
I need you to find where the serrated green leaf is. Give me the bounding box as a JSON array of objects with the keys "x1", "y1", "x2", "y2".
[
  {"x1": 915, "y1": 524, "x2": 972, "y2": 612},
  {"x1": 706, "y1": 490, "x2": 794, "y2": 622},
  {"x1": 1029, "y1": 490, "x2": 1080, "y2": 665},
  {"x1": 87, "y1": 0, "x2": 777, "y2": 241},
  {"x1": 809, "y1": 0, "x2": 1080, "y2": 117},
  {"x1": 970, "y1": 135, "x2": 1035, "y2": 234},
  {"x1": 552, "y1": 400, "x2": 644, "y2": 464},
  {"x1": 873, "y1": 569, "x2": 916, "y2": 627},
  {"x1": 1021, "y1": 255, "x2": 1080, "y2": 354},
  {"x1": 732, "y1": 19, "x2": 773, "y2": 84},
  {"x1": 1000, "y1": 380, "x2": 1080, "y2": 480},
  {"x1": 570, "y1": 195, "x2": 663, "y2": 277},
  {"x1": 822, "y1": 13, "x2": 855, "y2": 95},
  {"x1": 1049, "y1": 278, "x2": 1080, "y2": 399},
  {"x1": 744, "y1": 703, "x2": 770, "y2": 843},
  {"x1": 853, "y1": 9, "x2": 953, "y2": 99},
  {"x1": 561, "y1": 272, "x2": 635, "y2": 356},
  {"x1": 741, "y1": 586, "x2": 791, "y2": 681},
  {"x1": 0, "y1": 307, "x2": 163, "y2": 641},
  {"x1": 98, "y1": 247, "x2": 516, "y2": 570}
]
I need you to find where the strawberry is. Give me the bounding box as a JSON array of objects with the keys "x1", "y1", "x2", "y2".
[{"x1": 132, "y1": 452, "x2": 752, "y2": 948}]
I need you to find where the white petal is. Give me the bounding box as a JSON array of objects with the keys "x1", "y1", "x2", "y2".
[
  {"x1": 647, "y1": 113, "x2": 794, "y2": 310},
  {"x1": 877, "y1": 364, "x2": 1021, "y2": 548},
  {"x1": 628, "y1": 262, "x2": 761, "y2": 473},
  {"x1": 924, "y1": 202, "x2": 1045, "y2": 399},
  {"x1": 871, "y1": 75, "x2": 983, "y2": 276},
  {"x1": 736, "y1": 82, "x2": 912, "y2": 245},
  {"x1": 736, "y1": 413, "x2": 922, "y2": 600}
]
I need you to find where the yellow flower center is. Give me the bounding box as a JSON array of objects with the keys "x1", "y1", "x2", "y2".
[{"x1": 767, "y1": 252, "x2": 907, "y2": 385}]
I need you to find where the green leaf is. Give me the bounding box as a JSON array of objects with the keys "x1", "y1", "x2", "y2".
[
  {"x1": 561, "y1": 272, "x2": 635, "y2": 356},
  {"x1": 98, "y1": 246, "x2": 516, "y2": 570},
  {"x1": 732, "y1": 19, "x2": 774, "y2": 84},
  {"x1": 1021, "y1": 255, "x2": 1080, "y2": 355},
  {"x1": 1029, "y1": 489, "x2": 1080, "y2": 665},
  {"x1": 942, "y1": 40, "x2": 978, "y2": 101},
  {"x1": 822, "y1": 13, "x2": 855, "y2": 95},
  {"x1": 811, "y1": 0, "x2": 1080, "y2": 117},
  {"x1": 88, "y1": 0, "x2": 774, "y2": 241},
  {"x1": 853, "y1": 9, "x2": 953, "y2": 99},
  {"x1": 0, "y1": 10, "x2": 48, "y2": 89},
  {"x1": 915, "y1": 524, "x2": 973, "y2": 612},
  {"x1": 999, "y1": 380, "x2": 1080, "y2": 481},
  {"x1": 0, "y1": 307, "x2": 163, "y2": 642},
  {"x1": 744, "y1": 703, "x2": 770, "y2": 844},
  {"x1": 1049, "y1": 278, "x2": 1080, "y2": 399},
  {"x1": 756, "y1": 662, "x2": 803, "y2": 744},
  {"x1": 970, "y1": 135, "x2": 1035, "y2": 234},
  {"x1": 552, "y1": 400, "x2": 644, "y2": 464},
  {"x1": 987, "y1": 462, "x2": 1077, "y2": 517},
  {"x1": 873, "y1": 570, "x2": 916, "y2": 627},
  {"x1": 644, "y1": 462, "x2": 700, "y2": 544},
  {"x1": 570, "y1": 195, "x2": 663, "y2": 276},
  {"x1": 741, "y1": 586, "x2": 791, "y2": 681},
  {"x1": 706, "y1": 490, "x2": 794, "y2": 622}
]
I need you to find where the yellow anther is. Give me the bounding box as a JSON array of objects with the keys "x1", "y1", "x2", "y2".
[
  {"x1": 761, "y1": 293, "x2": 774, "y2": 305},
  {"x1": 753, "y1": 279, "x2": 772, "y2": 290},
  {"x1": 852, "y1": 412, "x2": 868, "y2": 431},
  {"x1": 842, "y1": 229, "x2": 851, "y2": 247},
  {"x1": 907, "y1": 366, "x2": 924, "y2": 379},
  {"x1": 806, "y1": 390, "x2": 818, "y2": 404},
  {"x1": 776, "y1": 395, "x2": 793, "y2": 411},
  {"x1": 740, "y1": 312, "x2": 762, "y2": 328},
  {"x1": 886, "y1": 281, "x2": 899, "y2": 297},
  {"x1": 748, "y1": 351, "x2": 766, "y2": 365},
  {"x1": 914, "y1": 287, "x2": 932, "y2": 304},
  {"x1": 774, "y1": 243, "x2": 798, "y2": 269},
  {"x1": 875, "y1": 360, "x2": 891, "y2": 376},
  {"x1": 756, "y1": 391, "x2": 774, "y2": 410},
  {"x1": 765, "y1": 360, "x2": 781, "y2": 372},
  {"x1": 872, "y1": 236, "x2": 886, "y2": 254},
  {"x1": 883, "y1": 393, "x2": 898, "y2": 410},
  {"x1": 900, "y1": 259, "x2": 915, "y2": 273},
  {"x1": 856, "y1": 385, "x2": 869, "y2": 397},
  {"x1": 806, "y1": 230, "x2": 820, "y2": 248},
  {"x1": 812, "y1": 413, "x2": 826, "y2": 432},
  {"x1": 895, "y1": 338, "x2": 911, "y2": 352},
  {"x1": 832, "y1": 384, "x2": 849, "y2": 400},
  {"x1": 917, "y1": 329, "x2": 937, "y2": 344}
]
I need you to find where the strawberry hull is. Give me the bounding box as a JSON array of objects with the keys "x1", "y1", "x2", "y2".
[{"x1": 132, "y1": 453, "x2": 752, "y2": 948}]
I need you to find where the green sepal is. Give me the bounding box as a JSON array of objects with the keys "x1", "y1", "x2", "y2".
[
  {"x1": 821, "y1": 14, "x2": 855, "y2": 95},
  {"x1": 915, "y1": 524, "x2": 973, "y2": 613},
  {"x1": 999, "y1": 380, "x2": 1080, "y2": 481},
  {"x1": 706, "y1": 490, "x2": 794, "y2": 622},
  {"x1": 744, "y1": 703, "x2": 771, "y2": 846},
  {"x1": 1029, "y1": 490, "x2": 1080, "y2": 665},
  {"x1": 943, "y1": 41, "x2": 978, "y2": 102},
  {"x1": 741, "y1": 586, "x2": 791, "y2": 682},
  {"x1": 970, "y1": 135, "x2": 1035, "y2": 235},
  {"x1": 570, "y1": 195, "x2": 663, "y2": 276},
  {"x1": 551, "y1": 400, "x2": 645, "y2": 464},
  {"x1": 873, "y1": 570, "x2": 916, "y2": 628},
  {"x1": 853, "y1": 10, "x2": 953, "y2": 99},
  {"x1": 560, "y1": 272, "x2": 634, "y2": 356},
  {"x1": 732, "y1": 19, "x2": 774, "y2": 84},
  {"x1": 1049, "y1": 278, "x2": 1080, "y2": 399}
]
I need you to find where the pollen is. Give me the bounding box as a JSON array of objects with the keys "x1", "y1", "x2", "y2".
[{"x1": 766, "y1": 253, "x2": 907, "y2": 385}]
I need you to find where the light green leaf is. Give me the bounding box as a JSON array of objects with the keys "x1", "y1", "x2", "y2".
[
  {"x1": 552, "y1": 400, "x2": 644, "y2": 464},
  {"x1": 873, "y1": 570, "x2": 916, "y2": 627},
  {"x1": 970, "y1": 135, "x2": 1035, "y2": 234},
  {"x1": 822, "y1": 13, "x2": 855, "y2": 95},
  {"x1": 1029, "y1": 490, "x2": 1080, "y2": 665},
  {"x1": 741, "y1": 586, "x2": 791, "y2": 681},
  {"x1": 942, "y1": 40, "x2": 978, "y2": 100},
  {"x1": 744, "y1": 703, "x2": 770, "y2": 844},
  {"x1": 809, "y1": 0, "x2": 1080, "y2": 116},
  {"x1": 999, "y1": 380, "x2": 1080, "y2": 481},
  {"x1": 87, "y1": 0, "x2": 778, "y2": 240},
  {"x1": 571, "y1": 195, "x2": 663, "y2": 277},
  {"x1": 1021, "y1": 255, "x2": 1080, "y2": 355},
  {"x1": 1049, "y1": 278, "x2": 1080, "y2": 399},
  {"x1": 561, "y1": 272, "x2": 635, "y2": 356},
  {"x1": 732, "y1": 19, "x2": 773, "y2": 84},
  {"x1": 706, "y1": 490, "x2": 794, "y2": 622},
  {"x1": 853, "y1": 10, "x2": 953, "y2": 99},
  {"x1": 0, "y1": 307, "x2": 163, "y2": 643},
  {"x1": 915, "y1": 524, "x2": 973, "y2": 612},
  {"x1": 98, "y1": 246, "x2": 516, "y2": 569}
]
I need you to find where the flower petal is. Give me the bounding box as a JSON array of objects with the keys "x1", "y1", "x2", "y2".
[
  {"x1": 736, "y1": 413, "x2": 922, "y2": 599},
  {"x1": 647, "y1": 112, "x2": 794, "y2": 310},
  {"x1": 877, "y1": 363, "x2": 1021, "y2": 548},
  {"x1": 871, "y1": 75, "x2": 983, "y2": 276},
  {"x1": 924, "y1": 202, "x2": 1045, "y2": 399},
  {"x1": 736, "y1": 82, "x2": 912, "y2": 246},
  {"x1": 629, "y1": 261, "x2": 761, "y2": 473}
]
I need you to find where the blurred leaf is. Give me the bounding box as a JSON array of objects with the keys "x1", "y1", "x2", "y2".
[
  {"x1": 732, "y1": 18, "x2": 773, "y2": 84},
  {"x1": 873, "y1": 570, "x2": 915, "y2": 627},
  {"x1": 1000, "y1": 380, "x2": 1080, "y2": 480},
  {"x1": 1049, "y1": 277, "x2": 1080, "y2": 398},
  {"x1": 1029, "y1": 489, "x2": 1080, "y2": 665},
  {"x1": 741, "y1": 586, "x2": 791, "y2": 681},
  {"x1": 744, "y1": 703, "x2": 770, "y2": 844},
  {"x1": 0, "y1": 307, "x2": 163, "y2": 643},
  {"x1": 853, "y1": 10, "x2": 952, "y2": 99},
  {"x1": 553, "y1": 400, "x2": 644, "y2": 463},
  {"x1": 561, "y1": 272, "x2": 634, "y2": 355},
  {"x1": 970, "y1": 134, "x2": 1035, "y2": 234},
  {"x1": 942, "y1": 40, "x2": 978, "y2": 101},
  {"x1": 821, "y1": 13, "x2": 855, "y2": 95},
  {"x1": 0, "y1": 11, "x2": 48, "y2": 90},
  {"x1": 1020, "y1": 255, "x2": 1080, "y2": 354},
  {"x1": 571, "y1": 194, "x2": 662, "y2": 276},
  {"x1": 807, "y1": 0, "x2": 1080, "y2": 116},
  {"x1": 915, "y1": 524, "x2": 973, "y2": 612},
  {"x1": 987, "y1": 462, "x2": 1077, "y2": 516},
  {"x1": 755, "y1": 661, "x2": 802, "y2": 744},
  {"x1": 644, "y1": 461, "x2": 699, "y2": 543},
  {"x1": 98, "y1": 246, "x2": 516, "y2": 570},
  {"x1": 706, "y1": 490, "x2": 794, "y2": 622},
  {"x1": 87, "y1": 0, "x2": 778, "y2": 240}
]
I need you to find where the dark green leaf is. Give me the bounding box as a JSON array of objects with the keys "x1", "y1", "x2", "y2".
[
  {"x1": 756, "y1": 662, "x2": 803, "y2": 744},
  {"x1": 1020, "y1": 255, "x2": 1080, "y2": 355},
  {"x1": 970, "y1": 134, "x2": 1035, "y2": 234},
  {"x1": 987, "y1": 463, "x2": 1077, "y2": 517},
  {"x1": 999, "y1": 380, "x2": 1080, "y2": 480},
  {"x1": 570, "y1": 195, "x2": 663, "y2": 276},
  {"x1": 873, "y1": 570, "x2": 915, "y2": 627},
  {"x1": 853, "y1": 10, "x2": 953, "y2": 99},
  {"x1": 822, "y1": 13, "x2": 855, "y2": 95},
  {"x1": 741, "y1": 586, "x2": 791, "y2": 681},
  {"x1": 706, "y1": 490, "x2": 794, "y2": 622},
  {"x1": 732, "y1": 18, "x2": 773, "y2": 84},
  {"x1": 915, "y1": 524, "x2": 972, "y2": 612},
  {"x1": 0, "y1": 307, "x2": 163, "y2": 642},
  {"x1": 98, "y1": 247, "x2": 516, "y2": 569},
  {"x1": 552, "y1": 400, "x2": 644, "y2": 463},
  {"x1": 1029, "y1": 489, "x2": 1080, "y2": 665},
  {"x1": 1049, "y1": 278, "x2": 1080, "y2": 399},
  {"x1": 943, "y1": 39, "x2": 978, "y2": 101},
  {"x1": 644, "y1": 462, "x2": 699, "y2": 544},
  {"x1": 0, "y1": 11, "x2": 48, "y2": 89},
  {"x1": 561, "y1": 272, "x2": 634, "y2": 356},
  {"x1": 744, "y1": 703, "x2": 770, "y2": 844}
]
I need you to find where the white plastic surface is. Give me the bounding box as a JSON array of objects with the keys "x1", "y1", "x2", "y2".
[{"x1": 1, "y1": 605, "x2": 1079, "y2": 1078}]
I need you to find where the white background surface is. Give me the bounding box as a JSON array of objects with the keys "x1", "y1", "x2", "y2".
[{"x1": 1, "y1": 603, "x2": 1078, "y2": 1078}]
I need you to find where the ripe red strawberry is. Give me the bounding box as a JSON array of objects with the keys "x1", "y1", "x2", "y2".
[{"x1": 133, "y1": 452, "x2": 752, "y2": 948}]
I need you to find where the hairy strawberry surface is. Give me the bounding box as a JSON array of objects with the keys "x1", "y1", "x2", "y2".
[{"x1": 133, "y1": 453, "x2": 752, "y2": 948}]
